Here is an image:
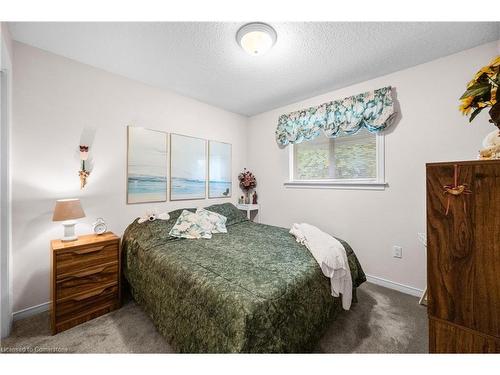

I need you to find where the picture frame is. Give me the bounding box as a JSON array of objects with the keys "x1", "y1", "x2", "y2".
[
  {"x1": 126, "y1": 126, "x2": 168, "y2": 204},
  {"x1": 208, "y1": 140, "x2": 232, "y2": 198},
  {"x1": 169, "y1": 133, "x2": 207, "y2": 201}
]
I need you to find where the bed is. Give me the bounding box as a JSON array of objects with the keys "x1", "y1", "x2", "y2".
[{"x1": 122, "y1": 203, "x2": 366, "y2": 353}]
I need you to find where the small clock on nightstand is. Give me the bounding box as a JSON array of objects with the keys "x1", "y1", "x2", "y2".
[{"x1": 92, "y1": 217, "x2": 107, "y2": 235}]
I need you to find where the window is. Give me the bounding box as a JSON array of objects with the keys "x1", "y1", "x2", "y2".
[{"x1": 287, "y1": 128, "x2": 385, "y2": 190}]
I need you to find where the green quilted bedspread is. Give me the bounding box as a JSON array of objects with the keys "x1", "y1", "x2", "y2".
[{"x1": 122, "y1": 203, "x2": 366, "y2": 353}]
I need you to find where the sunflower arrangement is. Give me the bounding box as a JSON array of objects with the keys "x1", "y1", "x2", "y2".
[{"x1": 459, "y1": 56, "x2": 500, "y2": 129}]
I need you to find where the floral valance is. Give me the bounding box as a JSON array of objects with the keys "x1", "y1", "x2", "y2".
[{"x1": 276, "y1": 86, "x2": 397, "y2": 146}]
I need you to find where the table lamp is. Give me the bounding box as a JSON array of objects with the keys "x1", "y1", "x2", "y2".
[{"x1": 52, "y1": 198, "x2": 86, "y2": 241}]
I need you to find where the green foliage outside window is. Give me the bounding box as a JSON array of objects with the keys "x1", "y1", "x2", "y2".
[{"x1": 294, "y1": 130, "x2": 376, "y2": 180}]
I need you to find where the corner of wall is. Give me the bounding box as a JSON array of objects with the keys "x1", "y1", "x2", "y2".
[
  {"x1": 0, "y1": 21, "x2": 14, "y2": 339},
  {"x1": 244, "y1": 115, "x2": 252, "y2": 171},
  {"x1": 0, "y1": 23, "x2": 14, "y2": 63}
]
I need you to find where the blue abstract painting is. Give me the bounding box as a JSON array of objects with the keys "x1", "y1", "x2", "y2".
[
  {"x1": 170, "y1": 134, "x2": 207, "y2": 200},
  {"x1": 127, "y1": 127, "x2": 167, "y2": 204},
  {"x1": 209, "y1": 141, "x2": 231, "y2": 198}
]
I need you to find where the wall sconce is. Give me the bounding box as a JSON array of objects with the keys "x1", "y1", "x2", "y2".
[{"x1": 79, "y1": 145, "x2": 90, "y2": 189}]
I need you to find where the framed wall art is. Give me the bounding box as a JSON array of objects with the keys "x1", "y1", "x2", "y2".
[
  {"x1": 170, "y1": 133, "x2": 207, "y2": 200},
  {"x1": 127, "y1": 126, "x2": 168, "y2": 204},
  {"x1": 208, "y1": 140, "x2": 231, "y2": 198}
]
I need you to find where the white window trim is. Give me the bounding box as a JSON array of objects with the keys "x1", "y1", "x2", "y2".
[{"x1": 284, "y1": 133, "x2": 387, "y2": 190}]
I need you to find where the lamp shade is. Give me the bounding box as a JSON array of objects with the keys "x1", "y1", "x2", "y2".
[{"x1": 52, "y1": 199, "x2": 86, "y2": 222}]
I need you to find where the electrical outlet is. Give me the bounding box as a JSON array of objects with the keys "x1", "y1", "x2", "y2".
[{"x1": 393, "y1": 245, "x2": 403, "y2": 258}]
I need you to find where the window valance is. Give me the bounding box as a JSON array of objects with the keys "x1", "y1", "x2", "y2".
[{"x1": 275, "y1": 86, "x2": 397, "y2": 146}]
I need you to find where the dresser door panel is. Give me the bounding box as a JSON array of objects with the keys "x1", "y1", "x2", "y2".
[
  {"x1": 426, "y1": 164, "x2": 475, "y2": 329},
  {"x1": 472, "y1": 163, "x2": 500, "y2": 337},
  {"x1": 429, "y1": 318, "x2": 500, "y2": 353}
]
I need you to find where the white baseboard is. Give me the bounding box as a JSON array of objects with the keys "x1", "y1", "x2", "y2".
[
  {"x1": 365, "y1": 274, "x2": 424, "y2": 298},
  {"x1": 13, "y1": 301, "x2": 50, "y2": 321}
]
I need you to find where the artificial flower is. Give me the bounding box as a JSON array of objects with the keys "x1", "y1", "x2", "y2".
[
  {"x1": 459, "y1": 96, "x2": 473, "y2": 115},
  {"x1": 79, "y1": 145, "x2": 89, "y2": 160},
  {"x1": 238, "y1": 168, "x2": 257, "y2": 191},
  {"x1": 490, "y1": 56, "x2": 500, "y2": 67},
  {"x1": 459, "y1": 55, "x2": 500, "y2": 122}
]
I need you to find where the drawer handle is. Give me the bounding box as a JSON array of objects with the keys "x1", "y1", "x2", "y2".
[
  {"x1": 60, "y1": 266, "x2": 107, "y2": 281},
  {"x1": 71, "y1": 286, "x2": 110, "y2": 301},
  {"x1": 71, "y1": 246, "x2": 104, "y2": 255}
]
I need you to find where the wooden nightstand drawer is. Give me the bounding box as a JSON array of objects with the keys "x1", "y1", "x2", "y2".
[
  {"x1": 56, "y1": 243, "x2": 118, "y2": 275},
  {"x1": 55, "y1": 283, "x2": 118, "y2": 322},
  {"x1": 51, "y1": 232, "x2": 121, "y2": 335},
  {"x1": 56, "y1": 262, "x2": 118, "y2": 300}
]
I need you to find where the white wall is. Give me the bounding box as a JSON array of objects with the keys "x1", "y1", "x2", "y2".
[
  {"x1": 11, "y1": 42, "x2": 248, "y2": 312},
  {"x1": 0, "y1": 22, "x2": 14, "y2": 338},
  {"x1": 247, "y1": 41, "x2": 499, "y2": 292}
]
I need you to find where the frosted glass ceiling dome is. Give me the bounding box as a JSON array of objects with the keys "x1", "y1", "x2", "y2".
[{"x1": 236, "y1": 23, "x2": 277, "y2": 56}]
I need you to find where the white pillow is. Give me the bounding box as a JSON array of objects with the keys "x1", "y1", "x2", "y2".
[
  {"x1": 169, "y1": 210, "x2": 213, "y2": 239},
  {"x1": 196, "y1": 208, "x2": 228, "y2": 234}
]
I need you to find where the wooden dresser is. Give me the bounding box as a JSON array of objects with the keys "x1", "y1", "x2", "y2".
[
  {"x1": 426, "y1": 160, "x2": 500, "y2": 353},
  {"x1": 50, "y1": 232, "x2": 121, "y2": 334}
]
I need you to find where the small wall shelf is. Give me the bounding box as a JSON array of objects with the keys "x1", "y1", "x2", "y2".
[{"x1": 236, "y1": 204, "x2": 260, "y2": 223}]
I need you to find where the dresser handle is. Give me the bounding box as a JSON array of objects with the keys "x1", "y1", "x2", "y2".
[
  {"x1": 59, "y1": 266, "x2": 107, "y2": 281},
  {"x1": 71, "y1": 246, "x2": 104, "y2": 255},
  {"x1": 71, "y1": 286, "x2": 111, "y2": 301}
]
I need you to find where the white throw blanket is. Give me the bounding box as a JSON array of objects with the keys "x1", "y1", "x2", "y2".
[{"x1": 290, "y1": 223, "x2": 353, "y2": 310}]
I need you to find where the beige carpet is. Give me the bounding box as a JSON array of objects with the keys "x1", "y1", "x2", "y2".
[{"x1": 1, "y1": 283, "x2": 428, "y2": 353}]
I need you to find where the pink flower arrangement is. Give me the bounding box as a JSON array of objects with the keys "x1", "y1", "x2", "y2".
[{"x1": 238, "y1": 168, "x2": 256, "y2": 192}]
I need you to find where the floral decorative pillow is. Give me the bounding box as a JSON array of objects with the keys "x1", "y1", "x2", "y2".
[
  {"x1": 169, "y1": 210, "x2": 213, "y2": 239},
  {"x1": 196, "y1": 208, "x2": 227, "y2": 234}
]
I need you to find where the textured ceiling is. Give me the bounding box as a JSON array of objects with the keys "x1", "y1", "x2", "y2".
[{"x1": 8, "y1": 22, "x2": 500, "y2": 116}]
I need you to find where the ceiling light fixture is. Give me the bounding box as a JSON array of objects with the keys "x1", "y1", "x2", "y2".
[{"x1": 236, "y1": 22, "x2": 277, "y2": 56}]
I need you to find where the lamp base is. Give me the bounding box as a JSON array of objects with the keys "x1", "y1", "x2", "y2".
[
  {"x1": 61, "y1": 220, "x2": 78, "y2": 242},
  {"x1": 61, "y1": 236, "x2": 78, "y2": 242}
]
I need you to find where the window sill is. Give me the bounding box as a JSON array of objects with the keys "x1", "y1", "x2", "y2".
[{"x1": 283, "y1": 180, "x2": 387, "y2": 190}]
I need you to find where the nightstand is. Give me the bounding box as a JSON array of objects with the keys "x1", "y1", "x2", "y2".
[
  {"x1": 50, "y1": 232, "x2": 121, "y2": 334},
  {"x1": 236, "y1": 203, "x2": 260, "y2": 222}
]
